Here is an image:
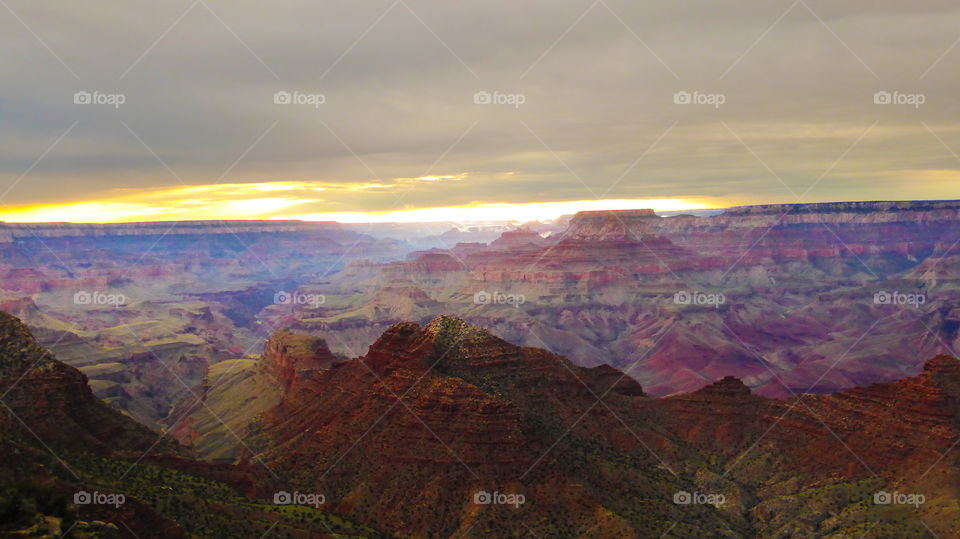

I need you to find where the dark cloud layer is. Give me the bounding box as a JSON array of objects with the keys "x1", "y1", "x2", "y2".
[{"x1": 1, "y1": 0, "x2": 959, "y2": 218}]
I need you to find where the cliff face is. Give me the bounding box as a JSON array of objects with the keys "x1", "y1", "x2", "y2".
[
  {"x1": 555, "y1": 202, "x2": 960, "y2": 266},
  {"x1": 262, "y1": 328, "x2": 339, "y2": 391},
  {"x1": 164, "y1": 328, "x2": 341, "y2": 461},
  {"x1": 563, "y1": 208, "x2": 658, "y2": 240},
  {"x1": 646, "y1": 201, "x2": 960, "y2": 263},
  {"x1": 721, "y1": 199, "x2": 960, "y2": 217}
]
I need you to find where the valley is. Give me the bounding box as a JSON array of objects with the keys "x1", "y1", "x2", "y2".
[{"x1": 2, "y1": 201, "x2": 960, "y2": 537}]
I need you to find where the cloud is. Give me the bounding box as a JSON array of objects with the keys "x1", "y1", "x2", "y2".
[{"x1": 1, "y1": 0, "x2": 959, "y2": 221}]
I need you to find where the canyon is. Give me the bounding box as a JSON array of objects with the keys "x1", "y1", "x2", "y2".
[
  {"x1": 0, "y1": 220, "x2": 416, "y2": 429},
  {"x1": 2, "y1": 200, "x2": 960, "y2": 536},
  {"x1": 2, "y1": 311, "x2": 959, "y2": 536},
  {"x1": 269, "y1": 200, "x2": 960, "y2": 399},
  {"x1": 3, "y1": 201, "x2": 958, "y2": 435}
]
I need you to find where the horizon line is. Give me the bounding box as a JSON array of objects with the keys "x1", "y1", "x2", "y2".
[{"x1": 2, "y1": 197, "x2": 959, "y2": 226}]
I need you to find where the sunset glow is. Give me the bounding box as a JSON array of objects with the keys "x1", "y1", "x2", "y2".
[
  {"x1": 0, "y1": 179, "x2": 714, "y2": 223},
  {"x1": 0, "y1": 195, "x2": 711, "y2": 224},
  {"x1": 274, "y1": 198, "x2": 712, "y2": 224}
]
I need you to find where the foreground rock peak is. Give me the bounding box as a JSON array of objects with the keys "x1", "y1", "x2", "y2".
[{"x1": 372, "y1": 315, "x2": 496, "y2": 346}]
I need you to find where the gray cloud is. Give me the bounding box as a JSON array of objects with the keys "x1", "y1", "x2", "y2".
[{"x1": 1, "y1": 0, "x2": 959, "y2": 214}]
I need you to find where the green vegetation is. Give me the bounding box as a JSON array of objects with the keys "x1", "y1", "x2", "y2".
[
  {"x1": 0, "y1": 483, "x2": 76, "y2": 534},
  {"x1": 60, "y1": 452, "x2": 381, "y2": 538}
]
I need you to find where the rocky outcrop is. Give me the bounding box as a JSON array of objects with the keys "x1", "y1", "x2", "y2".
[
  {"x1": 563, "y1": 208, "x2": 658, "y2": 240},
  {"x1": 691, "y1": 375, "x2": 753, "y2": 400},
  {"x1": 488, "y1": 226, "x2": 548, "y2": 250},
  {"x1": 262, "y1": 329, "x2": 338, "y2": 391}
]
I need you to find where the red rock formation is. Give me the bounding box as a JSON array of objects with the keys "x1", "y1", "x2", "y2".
[
  {"x1": 488, "y1": 226, "x2": 548, "y2": 250},
  {"x1": 251, "y1": 317, "x2": 960, "y2": 537},
  {"x1": 262, "y1": 328, "x2": 338, "y2": 391}
]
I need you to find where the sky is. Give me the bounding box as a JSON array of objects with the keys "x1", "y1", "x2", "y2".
[{"x1": 1, "y1": 0, "x2": 959, "y2": 223}]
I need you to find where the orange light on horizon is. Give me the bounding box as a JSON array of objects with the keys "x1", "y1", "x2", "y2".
[
  {"x1": 0, "y1": 179, "x2": 717, "y2": 224},
  {"x1": 0, "y1": 197, "x2": 714, "y2": 224},
  {"x1": 274, "y1": 198, "x2": 713, "y2": 224},
  {"x1": 0, "y1": 197, "x2": 311, "y2": 223}
]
